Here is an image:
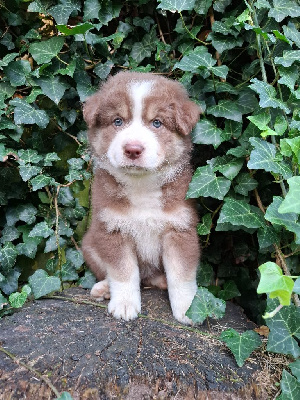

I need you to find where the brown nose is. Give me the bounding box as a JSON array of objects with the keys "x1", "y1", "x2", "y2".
[{"x1": 124, "y1": 143, "x2": 144, "y2": 160}]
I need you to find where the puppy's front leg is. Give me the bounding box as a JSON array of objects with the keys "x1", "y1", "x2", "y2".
[
  {"x1": 163, "y1": 229, "x2": 200, "y2": 325},
  {"x1": 107, "y1": 246, "x2": 141, "y2": 321}
]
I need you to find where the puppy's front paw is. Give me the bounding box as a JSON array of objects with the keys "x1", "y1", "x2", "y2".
[
  {"x1": 91, "y1": 280, "x2": 110, "y2": 300},
  {"x1": 108, "y1": 293, "x2": 141, "y2": 321}
]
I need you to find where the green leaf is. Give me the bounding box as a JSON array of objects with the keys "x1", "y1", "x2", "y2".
[
  {"x1": 219, "y1": 281, "x2": 241, "y2": 301},
  {"x1": 280, "y1": 137, "x2": 300, "y2": 164},
  {"x1": 186, "y1": 165, "x2": 231, "y2": 200},
  {"x1": 197, "y1": 214, "x2": 212, "y2": 236},
  {"x1": 65, "y1": 248, "x2": 84, "y2": 269},
  {"x1": 185, "y1": 287, "x2": 226, "y2": 324},
  {"x1": 60, "y1": 261, "x2": 79, "y2": 281},
  {"x1": 191, "y1": 119, "x2": 223, "y2": 148},
  {"x1": 257, "y1": 262, "x2": 294, "y2": 306},
  {"x1": 94, "y1": 60, "x2": 114, "y2": 80},
  {"x1": 218, "y1": 198, "x2": 265, "y2": 229},
  {"x1": 207, "y1": 100, "x2": 243, "y2": 122},
  {"x1": 29, "y1": 269, "x2": 61, "y2": 299},
  {"x1": 278, "y1": 65, "x2": 298, "y2": 90},
  {"x1": 234, "y1": 173, "x2": 258, "y2": 196},
  {"x1": 247, "y1": 112, "x2": 270, "y2": 130},
  {"x1": 10, "y1": 98, "x2": 49, "y2": 128},
  {"x1": 3, "y1": 60, "x2": 31, "y2": 87},
  {"x1": 57, "y1": 22, "x2": 94, "y2": 35},
  {"x1": 268, "y1": 0, "x2": 300, "y2": 22},
  {"x1": 249, "y1": 78, "x2": 290, "y2": 113},
  {"x1": 196, "y1": 262, "x2": 214, "y2": 286},
  {"x1": 278, "y1": 177, "x2": 300, "y2": 214},
  {"x1": 27, "y1": 0, "x2": 52, "y2": 13},
  {"x1": 78, "y1": 270, "x2": 96, "y2": 289},
  {"x1": 48, "y1": 0, "x2": 81, "y2": 25},
  {"x1": 289, "y1": 359, "x2": 300, "y2": 382},
  {"x1": 208, "y1": 32, "x2": 243, "y2": 54},
  {"x1": 248, "y1": 137, "x2": 292, "y2": 179},
  {"x1": 19, "y1": 165, "x2": 42, "y2": 181},
  {"x1": 157, "y1": 0, "x2": 196, "y2": 12},
  {"x1": 280, "y1": 370, "x2": 300, "y2": 400},
  {"x1": 265, "y1": 197, "x2": 300, "y2": 243},
  {"x1": 174, "y1": 47, "x2": 216, "y2": 73},
  {"x1": 0, "y1": 53, "x2": 19, "y2": 69},
  {"x1": 30, "y1": 175, "x2": 54, "y2": 191},
  {"x1": 293, "y1": 278, "x2": 300, "y2": 296},
  {"x1": 37, "y1": 76, "x2": 69, "y2": 104},
  {"x1": 219, "y1": 329, "x2": 261, "y2": 367},
  {"x1": 209, "y1": 156, "x2": 244, "y2": 180},
  {"x1": 29, "y1": 36, "x2": 65, "y2": 64},
  {"x1": 56, "y1": 392, "x2": 74, "y2": 400},
  {"x1": 29, "y1": 222, "x2": 53, "y2": 239},
  {"x1": 283, "y1": 22, "x2": 300, "y2": 47},
  {"x1": 130, "y1": 30, "x2": 157, "y2": 64},
  {"x1": 83, "y1": 0, "x2": 101, "y2": 21},
  {"x1": 0, "y1": 226, "x2": 20, "y2": 243},
  {"x1": 9, "y1": 289, "x2": 28, "y2": 308},
  {"x1": 265, "y1": 298, "x2": 300, "y2": 358},
  {"x1": 275, "y1": 50, "x2": 300, "y2": 68},
  {"x1": 0, "y1": 243, "x2": 18, "y2": 272},
  {"x1": 257, "y1": 225, "x2": 279, "y2": 249}
]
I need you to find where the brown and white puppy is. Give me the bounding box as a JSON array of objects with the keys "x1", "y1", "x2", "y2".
[{"x1": 82, "y1": 71, "x2": 201, "y2": 324}]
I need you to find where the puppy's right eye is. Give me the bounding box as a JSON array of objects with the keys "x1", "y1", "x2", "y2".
[{"x1": 114, "y1": 118, "x2": 123, "y2": 127}]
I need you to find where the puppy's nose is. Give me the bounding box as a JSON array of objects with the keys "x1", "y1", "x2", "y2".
[{"x1": 124, "y1": 143, "x2": 144, "y2": 160}]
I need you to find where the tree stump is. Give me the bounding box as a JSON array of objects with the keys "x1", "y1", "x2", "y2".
[{"x1": 0, "y1": 288, "x2": 274, "y2": 399}]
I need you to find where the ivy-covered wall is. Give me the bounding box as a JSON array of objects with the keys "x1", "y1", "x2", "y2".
[{"x1": 0, "y1": 1, "x2": 299, "y2": 396}]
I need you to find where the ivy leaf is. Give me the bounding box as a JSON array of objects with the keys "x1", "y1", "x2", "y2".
[
  {"x1": 209, "y1": 155, "x2": 244, "y2": 180},
  {"x1": 207, "y1": 100, "x2": 243, "y2": 122},
  {"x1": 83, "y1": 0, "x2": 101, "y2": 21},
  {"x1": 266, "y1": 298, "x2": 300, "y2": 358},
  {"x1": 29, "y1": 36, "x2": 65, "y2": 64},
  {"x1": 174, "y1": 47, "x2": 216, "y2": 73},
  {"x1": 130, "y1": 30, "x2": 157, "y2": 63},
  {"x1": 186, "y1": 165, "x2": 231, "y2": 200},
  {"x1": 27, "y1": 0, "x2": 52, "y2": 13},
  {"x1": 0, "y1": 243, "x2": 18, "y2": 273},
  {"x1": 219, "y1": 329, "x2": 261, "y2": 367},
  {"x1": 0, "y1": 270, "x2": 21, "y2": 295},
  {"x1": 30, "y1": 175, "x2": 54, "y2": 191},
  {"x1": 257, "y1": 225, "x2": 279, "y2": 249},
  {"x1": 0, "y1": 53, "x2": 19, "y2": 69},
  {"x1": 10, "y1": 98, "x2": 49, "y2": 128},
  {"x1": 56, "y1": 392, "x2": 74, "y2": 400},
  {"x1": 29, "y1": 221, "x2": 53, "y2": 238},
  {"x1": 157, "y1": 0, "x2": 196, "y2": 12},
  {"x1": 283, "y1": 21, "x2": 300, "y2": 47},
  {"x1": 185, "y1": 287, "x2": 226, "y2": 324},
  {"x1": 208, "y1": 32, "x2": 243, "y2": 54},
  {"x1": 18, "y1": 204, "x2": 38, "y2": 224},
  {"x1": 247, "y1": 111, "x2": 270, "y2": 130},
  {"x1": 57, "y1": 22, "x2": 94, "y2": 36},
  {"x1": 278, "y1": 177, "x2": 300, "y2": 214},
  {"x1": 37, "y1": 76, "x2": 70, "y2": 104},
  {"x1": 94, "y1": 60, "x2": 114, "y2": 80},
  {"x1": 19, "y1": 165, "x2": 42, "y2": 181},
  {"x1": 234, "y1": 173, "x2": 258, "y2": 196},
  {"x1": 196, "y1": 262, "x2": 214, "y2": 286},
  {"x1": 248, "y1": 137, "x2": 292, "y2": 179},
  {"x1": 3, "y1": 60, "x2": 31, "y2": 87},
  {"x1": 218, "y1": 198, "x2": 265, "y2": 229},
  {"x1": 280, "y1": 137, "x2": 300, "y2": 164},
  {"x1": 289, "y1": 359, "x2": 300, "y2": 381},
  {"x1": 249, "y1": 78, "x2": 290, "y2": 113},
  {"x1": 9, "y1": 285, "x2": 31, "y2": 308},
  {"x1": 274, "y1": 50, "x2": 300, "y2": 68},
  {"x1": 280, "y1": 370, "x2": 300, "y2": 400},
  {"x1": 278, "y1": 65, "x2": 298, "y2": 90},
  {"x1": 265, "y1": 197, "x2": 300, "y2": 243},
  {"x1": 65, "y1": 248, "x2": 84, "y2": 269},
  {"x1": 293, "y1": 278, "x2": 300, "y2": 296},
  {"x1": 29, "y1": 269, "x2": 61, "y2": 299},
  {"x1": 268, "y1": 0, "x2": 300, "y2": 22},
  {"x1": 257, "y1": 262, "x2": 294, "y2": 306},
  {"x1": 219, "y1": 281, "x2": 241, "y2": 301},
  {"x1": 48, "y1": 0, "x2": 81, "y2": 25},
  {"x1": 59, "y1": 261, "x2": 79, "y2": 282},
  {"x1": 192, "y1": 119, "x2": 223, "y2": 148},
  {"x1": 197, "y1": 214, "x2": 212, "y2": 236},
  {"x1": 78, "y1": 270, "x2": 96, "y2": 289}
]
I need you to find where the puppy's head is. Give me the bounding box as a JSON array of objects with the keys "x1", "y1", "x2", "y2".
[{"x1": 83, "y1": 72, "x2": 201, "y2": 173}]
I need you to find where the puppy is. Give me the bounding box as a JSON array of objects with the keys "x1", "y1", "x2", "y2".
[{"x1": 82, "y1": 71, "x2": 201, "y2": 324}]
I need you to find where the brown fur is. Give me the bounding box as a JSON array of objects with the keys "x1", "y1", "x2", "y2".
[{"x1": 82, "y1": 71, "x2": 201, "y2": 323}]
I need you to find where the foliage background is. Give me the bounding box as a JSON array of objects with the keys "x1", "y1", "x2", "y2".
[{"x1": 0, "y1": 0, "x2": 300, "y2": 398}]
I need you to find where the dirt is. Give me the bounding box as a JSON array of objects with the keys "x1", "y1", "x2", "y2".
[{"x1": 0, "y1": 287, "x2": 279, "y2": 399}]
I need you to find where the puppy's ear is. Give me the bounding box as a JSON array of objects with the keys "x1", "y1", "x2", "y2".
[
  {"x1": 83, "y1": 93, "x2": 101, "y2": 128},
  {"x1": 175, "y1": 100, "x2": 201, "y2": 136}
]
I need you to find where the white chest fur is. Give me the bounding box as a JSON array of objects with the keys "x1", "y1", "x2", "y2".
[{"x1": 98, "y1": 173, "x2": 191, "y2": 266}]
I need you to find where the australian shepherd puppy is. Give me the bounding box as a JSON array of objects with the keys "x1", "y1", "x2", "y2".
[{"x1": 82, "y1": 71, "x2": 201, "y2": 324}]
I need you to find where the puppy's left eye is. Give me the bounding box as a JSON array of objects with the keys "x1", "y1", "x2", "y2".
[
  {"x1": 152, "y1": 119, "x2": 162, "y2": 128},
  {"x1": 114, "y1": 118, "x2": 123, "y2": 127}
]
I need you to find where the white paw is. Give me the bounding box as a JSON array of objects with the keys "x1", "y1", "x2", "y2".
[
  {"x1": 90, "y1": 280, "x2": 110, "y2": 300},
  {"x1": 168, "y1": 281, "x2": 197, "y2": 325},
  {"x1": 108, "y1": 296, "x2": 141, "y2": 321}
]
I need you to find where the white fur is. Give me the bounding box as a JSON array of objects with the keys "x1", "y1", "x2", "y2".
[
  {"x1": 106, "y1": 81, "x2": 163, "y2": 170},
  {"x1": 108, "y1": 259, "x2": 141, "y2": 321}
]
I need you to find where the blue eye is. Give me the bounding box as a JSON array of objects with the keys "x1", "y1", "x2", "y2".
[
  {"x1": 114, "y1": 118, "x2": 123, "y2": 126},
  {"x1": 153, "y1": 119, "x2": 162, "y2": 128}
]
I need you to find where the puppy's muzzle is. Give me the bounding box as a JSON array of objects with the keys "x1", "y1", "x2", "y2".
[{"x1": 124, "y1": 142, "x2": 145, "y2": 160}]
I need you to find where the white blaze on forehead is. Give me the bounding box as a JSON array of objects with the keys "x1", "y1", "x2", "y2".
[{"x1": 130, "y1": 81, "x2": 153, "y2": 121}]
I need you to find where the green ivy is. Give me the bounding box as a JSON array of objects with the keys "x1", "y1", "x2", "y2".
[{"x1": 0, "y1": 0, "x2": 300, "y2": 397}]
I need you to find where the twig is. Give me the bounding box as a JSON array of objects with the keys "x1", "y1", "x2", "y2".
[{"x1": 0, "y1": 347, "x2": 60, "y2": 397}]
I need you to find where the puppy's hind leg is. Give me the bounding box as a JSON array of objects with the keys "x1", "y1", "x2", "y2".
[{"x1": 91, "y1": 280, "x2": 110, "y2": 300}]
